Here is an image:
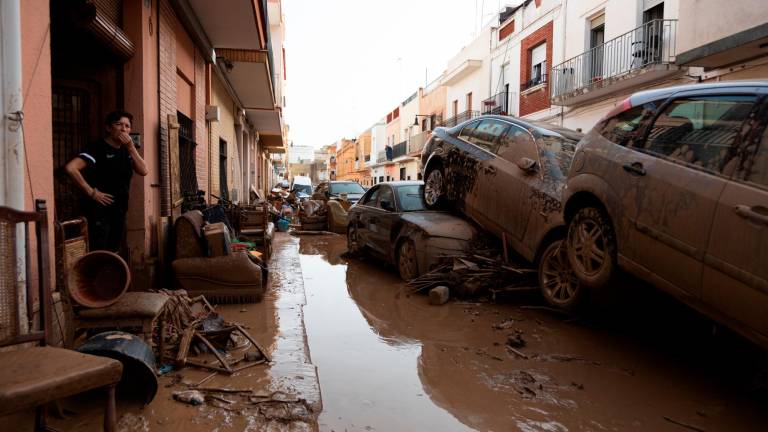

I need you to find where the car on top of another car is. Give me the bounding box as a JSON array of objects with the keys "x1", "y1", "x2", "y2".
[{"x1": 420, "y1": 114, "x2": 584, "y2": 309}]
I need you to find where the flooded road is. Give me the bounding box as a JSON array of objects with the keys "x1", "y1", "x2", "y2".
[{"x1": 300, "y1": 235, "x2": 767, "y2": 432}]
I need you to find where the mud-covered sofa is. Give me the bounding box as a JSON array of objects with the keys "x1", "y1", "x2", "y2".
[{"x1": 171, "y1": 210, "x2": 265, "y2": 303}]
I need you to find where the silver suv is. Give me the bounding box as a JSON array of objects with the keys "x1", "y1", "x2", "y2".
[{"x1": 563, "y1": 81, "x2": 768, "y2": 347}]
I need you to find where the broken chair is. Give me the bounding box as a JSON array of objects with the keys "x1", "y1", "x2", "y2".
[
  {"x1": 0, "y1": 200, "x2": 123, "y2": 431},
  {"x1": 238, "y1": 202, "x2": 274, "y2": 260},
  {"x1": 55, "y1": 217, "x2": 168, "y2": 356}
]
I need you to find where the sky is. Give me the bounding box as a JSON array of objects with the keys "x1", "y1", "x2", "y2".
[{"x1": 281, "y1": 0, "x2": 514, "y2": 149}]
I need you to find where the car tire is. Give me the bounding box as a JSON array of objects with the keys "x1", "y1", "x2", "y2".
[
  {"x1": 347, "y1": 224, "x2": 363, "y2": 255},
  {"x1": 424, "y1": 165, "x2": 448, "y2": 210},
  {"x1": 538, "y1": 239, "x2": 583, "y2": 311},
  {"x1": 566, "y1": 206, "x2": 617, "y2": 291},
  {"x1": 397, "y1": 239, "x2": 419, "y2": 281}
]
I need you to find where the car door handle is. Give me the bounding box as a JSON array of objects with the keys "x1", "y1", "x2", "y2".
[
  {"x1": 484, "y1": 166, "x2": 497, "y2": 175},
  {"x1": 733, "y1": 205, "x2": 768, "y2": 226},
  {"x1": 622, "y1": 162, "x2": 646, "y2": 176}
]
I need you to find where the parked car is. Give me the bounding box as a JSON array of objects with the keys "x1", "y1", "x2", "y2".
[
  {"x1": 420, "y1": 115, "x2": 584, "y2": 308},
  {"x1": 563, "y1": 81, "x2": 768, "y2": 347},
  {"x1": 290, "y1": 175, "x2": 313, "y2": 201},
  {"x1": 313, "y1": 180, "x2": 366, "y2": 204},
  {"x1": 347, "y1": 181, "x2": 482, "y2": 280}
]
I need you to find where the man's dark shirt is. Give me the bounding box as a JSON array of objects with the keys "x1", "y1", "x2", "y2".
[{"x1": 77, "y1": 139, "x2": 134, "y2": 214}]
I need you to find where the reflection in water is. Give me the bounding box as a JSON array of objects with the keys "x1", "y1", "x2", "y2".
[{"x1": 301, "y1": 239, "x2": 474, "y2": 432}]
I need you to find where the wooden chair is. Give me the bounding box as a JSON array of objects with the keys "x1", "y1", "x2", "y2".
[
  {"x1": 238, "y1": 202, "x2": 274, "y2": 260},
  {"x1": 55, "y1": 218, "x2": 167, "y2": 357},
  {"x1": 0, "y1": 200, "x2": 123, "y2": 431}
]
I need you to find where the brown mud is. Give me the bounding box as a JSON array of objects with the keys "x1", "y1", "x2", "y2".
[{"x1": 303, "y1": 235, "x2": 767, "y2": 432}]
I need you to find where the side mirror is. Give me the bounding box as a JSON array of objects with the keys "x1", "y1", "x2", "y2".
[
  {"x1": 516, "y1": 157, "x2": 538, "y2": 174},
  {"x1": 380, "y1": 200, "x2": 394, "y2": 211}
]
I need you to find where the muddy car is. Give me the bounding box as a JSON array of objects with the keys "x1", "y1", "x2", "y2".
[
  {"x1": 313, "y1": 180, "x2": 366, "y2": 204},
  {"x1": 420, "y1": 115, "x2": 584, "y2": 309},
  {"x1": 563, "y1": 81, "x2": 768, "y2": 347},
  {"x1": 347, "y1": 181, "x2": 481, "y2": 280}
]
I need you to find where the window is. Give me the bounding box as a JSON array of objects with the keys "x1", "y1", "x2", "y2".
[
  {"x1": 361, "y1": 186, "x2": 380, "y2": 206},
  {"x1": 589, "y1": 15, "x2": 605, "y2": 80},
  {"x1": 377, "y1": 186, "x2": 395, "y2": 211},
  {"x1": 463, "y1": 119, "x2": 509, "y2": 153},
  {"x1": 379, "y1": 175, "x2": 384, "y2": 183},
  {"x1": 643, "y1": 95, "x2": 757, "y2": 175},
  {"x1": 598, "y1": 102, "x2": 659, "y2": 146},
  {"x1": 178, "y1": 112, "x2": 198, "y2": 196},
  {"x1": 496, "y1": 124, "x2": 537, "y2": 163},
  {"x1": 528, "y1": 43, "x2": 547, "y2": 88},
  {"x1": 396, "y1": 185, "x2": 427, "y2": 212},
  {"x1": 466, "y1": 92, "x2": 473, "y2": 112},
  {"x1": 539, "y1": 135, "x2": 579, "y2": 181},
  {"x1": 458, "y1": 120, "x2": 481, "y2": 142},
  {"x1": 453, "y1": 100, "x2": 458, "y2": 117},
  {"x1": 399, "y1": 167, "x2": 406, "y2": 180},
  {"x1": 742, "y1": 127, "x2": 768, "y2": 188},
  {"x1": 219, "y1": 139, "x2": 228, "y2": 200}
]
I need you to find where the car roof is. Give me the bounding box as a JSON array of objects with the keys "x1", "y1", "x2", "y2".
[
  {"x1": 629, "y1": 80, "x2": 768, "y2": 105},
  {"x1": 374, "y1": 181, "x2": 423, "y2": 187},
  {"x1": 443, "y1": 114, "x2": 583, "y2": 141}
]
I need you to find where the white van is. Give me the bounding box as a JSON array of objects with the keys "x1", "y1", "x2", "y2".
[{"x1": 290, "y1": 176, "x2": 313, "y2": 198}]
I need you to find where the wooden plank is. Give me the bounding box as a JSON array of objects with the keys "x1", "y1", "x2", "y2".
[
  {"x1": 175, "y1": 327, "x2": 195, "y2": 367},
  {"x1": 167, "y1": 114, "x2": 182, "y2": 219}
]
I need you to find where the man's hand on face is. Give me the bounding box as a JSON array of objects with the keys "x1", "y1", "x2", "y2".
[{"x1": 118, "y1": 132, "x2": 134, "y2": 148}]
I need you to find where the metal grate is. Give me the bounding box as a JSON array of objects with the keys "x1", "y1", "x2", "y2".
[
  {"x1": 0, "y1": 220, "x2": 18, "y2": 344},
  {"x1": 52, "y1": 86, "x2": 91, "y2": 222},
  {"x1": 177, "y1": 112, "x2": 198, "y2": 196}
]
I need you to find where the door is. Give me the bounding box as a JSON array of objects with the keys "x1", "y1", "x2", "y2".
[
  {"x1": 459, "y1": 119, "x2": 512, "y2": 236},
  {"x1": 475, "y1": 122, "x2": 539, "y2": 241},
  {"x1": 355, "y1": 186, "x2": 380, "y2": 249},
  {"x1": 630, "y1": 93, "x2": 759, "y2": 297},
  {"x1": 703, "y1": 102, "x2": 768, "y2": 340},
  {"x1": 365, "y1": 185, "x2": 399, "y2": 256}
]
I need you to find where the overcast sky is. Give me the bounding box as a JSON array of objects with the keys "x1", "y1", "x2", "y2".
[{"x1": 282, "y1": 0, "x2": 514, "y2": 149}]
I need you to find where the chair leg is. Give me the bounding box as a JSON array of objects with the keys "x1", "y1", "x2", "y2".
[{"x1": 104, "y1": 384, "x2": 117, "y2": 432}]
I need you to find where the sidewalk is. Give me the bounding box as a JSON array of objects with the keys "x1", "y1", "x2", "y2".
[{"x1": 51, "y1": 232, "x2": 321, "y2": 431}]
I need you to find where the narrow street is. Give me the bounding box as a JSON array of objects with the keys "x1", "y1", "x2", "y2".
[{"x1": 297, "y1": 234, "x2": 768, "y2": 432}]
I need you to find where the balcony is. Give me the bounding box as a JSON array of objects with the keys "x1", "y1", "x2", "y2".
[
  {"x1": 551, "y1": 19, "x2": 680, "y2": 106},
  {"x1": 408, "y1": 131, "x2": 431, "y2": 156},
  {"x1": 439, "y1": 110, "x2": 480, "y2": 128},
  {"x1": 392, "y1": 141, "x2": 408, "y2": 159},
  {"x1": 482, "y1": 92, "x2": 509, "y2": 115}
]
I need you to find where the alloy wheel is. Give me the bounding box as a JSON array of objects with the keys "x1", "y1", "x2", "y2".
[
  {"x1": 398, "y1": 240, "x2": 418, "y2": 281},
  {"x1": 540, "y1": 240, "x2": 580, "y2": 307},
  {"x1": 424, "y1": 169, "x2": 444, "y2": 207},
  {"x1": 570, "y1": 218, "x2": 608, "y2": 276}
]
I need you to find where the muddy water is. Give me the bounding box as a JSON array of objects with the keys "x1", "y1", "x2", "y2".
[{"x1": 301, "y1": 235, "x2": 767, "y2": 432}]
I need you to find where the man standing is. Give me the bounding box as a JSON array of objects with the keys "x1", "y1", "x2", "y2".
[{"x1": 65, "y1": 111, "x2": 148, "y2": 252}]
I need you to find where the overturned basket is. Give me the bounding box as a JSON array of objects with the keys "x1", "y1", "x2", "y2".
[{"x1": 66, "y1": 251, "x2": 130, "y2": 308}]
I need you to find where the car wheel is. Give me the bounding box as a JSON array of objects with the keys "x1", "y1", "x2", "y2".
[
  {"x1": 347, "y1": 224, "x2": 362, "y2": 254},
  {"x1": 539, "y1": 239, "x2": 582, "y2": 311},
  {"x1": 566, "y1": 206, "x2": 616, "y2": 290},
  {"x1": 397, "y1": 239, "x2": 419, "y2": 281},
  {"x1": 424, "y1": 166, "x2": 447, "y2": 210}
]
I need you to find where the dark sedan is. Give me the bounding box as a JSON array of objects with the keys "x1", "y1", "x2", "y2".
[
  {"x1": 420, "y1": 115, "x2": 586, "y2": 309},
  {"x1": 347, "y1": 181, "x2": 480, "y2": 280}
]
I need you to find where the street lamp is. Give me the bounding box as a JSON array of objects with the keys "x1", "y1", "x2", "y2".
[{"x1": 413, "y1": 114, "x2": 430, "y2": 126}]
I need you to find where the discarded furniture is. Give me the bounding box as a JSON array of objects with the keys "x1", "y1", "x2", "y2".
[
  {"x1": 0, "y1": 201, "x2": 123, "y2": 432},
  {"x1": 56, "y1": 218, "x2": 168, "y2": 355},
  {"x1": 172, "y1": 210, "x2": 265, "y2": 303},
  {"x1": 326, "y1": 200, "x2": 348, "y2": 234},
  {"x1": 238, "y1": 203, "x2": 274, "y2": 259},
  {"x1": 78, "y1": 331, "x2": 159, "y2": 404}
]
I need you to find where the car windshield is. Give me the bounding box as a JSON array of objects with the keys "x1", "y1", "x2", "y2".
[
  {"x1": 396, "y1": 185, "x2": 427, "y2": 212},
  {"x1": 293, "y1": 184, "x2": 312, "y2": 194},
  {"x1": 539, "y1": 136, "x2": 578, "y2": 181},
  {"x1": 330, "y1": 182, "x2": 366, "y2": 194}
]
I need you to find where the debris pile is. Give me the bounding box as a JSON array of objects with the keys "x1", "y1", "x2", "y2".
[
  {"x1": 407, "y1": 254, "x2": 536, "y2": 299},
  {"x1": 299, "y1": 199, "x2": 328, "y2": 231}
]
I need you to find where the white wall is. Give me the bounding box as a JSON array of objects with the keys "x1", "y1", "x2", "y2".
[
  {"x1": 369, "y1": 120, "x2": 385, "y2": 166},
  {"x1": 443, "y1": 25, "x2": 493, "y2": 115},
  {"x1": 677, "y1": 0, "x2": 764, "y2": 55}
]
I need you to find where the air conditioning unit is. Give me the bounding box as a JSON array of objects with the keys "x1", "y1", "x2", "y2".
[{"x1": 206, "y1": 105, "x2": 220, "y2": 122}]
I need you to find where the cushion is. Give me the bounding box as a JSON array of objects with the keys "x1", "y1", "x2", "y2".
[
  {"x1": 172, "y1": 251, "x2": 265, "y2": 302},
  {"x1": 77, "y1": 292, "x2": 168, "y2": 320},
  {"x1": 0, "y1": 346, "x2": 122, "y2": 415}
]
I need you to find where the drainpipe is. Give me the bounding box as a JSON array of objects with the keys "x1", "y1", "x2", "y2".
[
  {"x1": 1, "y1": 0, "x2": 23, "y2": 210},
  {"x1": 1, "y1": 0, "x2": 27, "y2": 331}
]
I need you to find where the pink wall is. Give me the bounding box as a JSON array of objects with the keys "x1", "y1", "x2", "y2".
[{"x1": 21, "y1": 0, "x2": 54, "y2": 288}]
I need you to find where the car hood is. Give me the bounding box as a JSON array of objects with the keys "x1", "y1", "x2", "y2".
[{"x1": 400, "y1": 212, "x2": 477, "y2": 241}]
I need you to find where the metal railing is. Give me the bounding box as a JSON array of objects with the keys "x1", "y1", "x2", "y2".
[
  {"x1": 439, "y1": 110, "x2": 480, "y2": 128},
  {"x1": 482, "y1": 92, "x2": 509, "y2": 115},
  {"x1": 392, "y1": 140, "x2": 408, "y2": 159},
  {"x1": 551, "y1": 19, "x2": 677, "y2": 100},
  {"x1": 377, "y1": 149, "x2": 389, "y2": 163},
  {"x1": 522, "y1": 72, "x2": 547, "y2": 92}
]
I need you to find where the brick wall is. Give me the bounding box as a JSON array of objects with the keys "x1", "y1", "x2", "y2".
[
  {"x1": 499, "y1": 20, "x2": 515, "y2": 41},
  {"x1": 159, "y1": 0, "x2": 177, "y2": 216},
  {"x1": 519, "y1": 21, "x2": 553, "y2": 116},
  {"x1": 194, "y1": 51, "x2": 207, "y2": 193}
]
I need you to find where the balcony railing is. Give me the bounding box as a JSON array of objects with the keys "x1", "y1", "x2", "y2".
[
  {"x1": 482, "y1": 91, "x2": 509, "y2": 115},
  {"x1": 392, "y1": 140, "x2": 408, "y2": 159},
  {"x1": 521, "y1": 72, "x2": 547, "y2": 92},
  {"x1": 408, "y1": 131, "x2": 431, "y2": 155},
  {"x1": 551, "y1": 19, "x2": 677, "y2": 101},
  {"x1": 439, "y1": 110, "x2": 480, "y2": 128},
  {"x1": 377, "y1": 150, "x2": 387, "y2": 163}
]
